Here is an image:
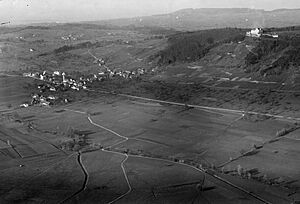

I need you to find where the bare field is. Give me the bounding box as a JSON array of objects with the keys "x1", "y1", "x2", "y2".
[
  {"x1": 0, "y1": 152, "x2": 69, "y2": 201},
  {"x1": 66, "y1": 151, "x2": 132, "y2": 203},
  {"x1": 0, "y1": 76, "x2": 33, "y2": 108},
  {"x1": 2, "y1": 154, "x2": 83, "y2": 204}
]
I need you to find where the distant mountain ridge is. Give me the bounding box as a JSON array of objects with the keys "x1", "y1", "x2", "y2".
[{"x1": 95, "y1": 8, "x2": 300, "y2": 31}]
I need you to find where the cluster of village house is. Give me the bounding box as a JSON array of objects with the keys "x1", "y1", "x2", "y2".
[
  {"x1": 61, "y1": 35, "x2": 77, "y2": 41},
  {"x1": 20, "y1": 67, "x2": 147, "y2": 108},
  {"x1": 61, "y1": 34, "x2": 84, "y2": 41}
]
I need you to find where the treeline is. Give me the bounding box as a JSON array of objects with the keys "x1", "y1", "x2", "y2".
[
  {"x1": 55, "y1": 23, "x2": 178, "y2": 36},
  {"x1": 24, "y1": 26, "x2": 50, "y2": 30},
  {"x1": 263, "y1": 26, "x2": 300, "y2": 33},
  {"x1": 245, "y1": 36, "x2": 300, "y2": 75},
  {"x1": 153, "y1": 28, "x2": 246, "y2": 64},
  {"x1": 52, "y1": 40, "x2": 127, "y2": 54},
  {"x1": 54, "y1": 41, "x2": 93, "y2": 54},
  {"x1": 135, "y1": 26, "x2": 178, "y2": 36}
]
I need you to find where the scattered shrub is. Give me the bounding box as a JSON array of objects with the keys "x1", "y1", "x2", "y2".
[
  {"x1": 276, "y1": 125, "x2": 299, "y2": 137},
  {"x1": 60, "y1": 128, "x2": 89, "y2": 151},
  {"x1": 237, "y1": 165, "x2": 244, "y2": 176}
]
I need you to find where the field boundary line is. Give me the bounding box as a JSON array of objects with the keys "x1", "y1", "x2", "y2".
[
  {"x1": 105, "y1": 152, "x2": 132, "y2": 204},
  {"x1": 59, "y1": 152, "x2": 89, "y2": 204},
  {"x1": 89, "y1": 89, "x2": 300, "y2": 121},
  {"x1": 3, "y1": 153, "x2": 76, "y2": 197},
  {"x1": 17, "y1": 73, "x2": 300, "y2": 121},
  {"x1": 64, "y1": 109, "x2": 133, "y2": 203}
]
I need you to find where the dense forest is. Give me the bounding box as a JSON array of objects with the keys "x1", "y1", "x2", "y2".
[
  {"x1": 245, "y1": 35, "x2": 300, "y2": 75},
  {"x1": 153, "y1": 28, "x2": 246, "y2": 64}
]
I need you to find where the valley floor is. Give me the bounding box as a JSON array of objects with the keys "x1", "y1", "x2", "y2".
[{"x1": 0, "y1": 83, "x2": 299, "y2": 203}]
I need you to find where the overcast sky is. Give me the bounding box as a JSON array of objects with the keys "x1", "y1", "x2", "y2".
[{"x1": 1, "y1": 0, "x2": 300, "y2": 24}]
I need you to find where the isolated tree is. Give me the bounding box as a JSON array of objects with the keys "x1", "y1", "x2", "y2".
[{"x1": 72, "y1": 144, "x2": 81, "y2": 152}]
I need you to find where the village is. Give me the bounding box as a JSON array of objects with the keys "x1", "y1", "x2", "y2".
[{"x1": 20, "y1": 66, "x2": 147, "y2": 108}]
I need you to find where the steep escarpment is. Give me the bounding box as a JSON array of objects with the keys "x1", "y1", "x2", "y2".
[{"x1": 244, "y1": 36, "x2": 300, "y2": 76}]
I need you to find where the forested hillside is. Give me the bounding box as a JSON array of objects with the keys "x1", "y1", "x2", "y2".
[
  {"x1": 245, "y1": 35, "x2": 300, "y2": 75},
  {"x1": 152, "y1": 28, "x2": 246, "y2": 64}
]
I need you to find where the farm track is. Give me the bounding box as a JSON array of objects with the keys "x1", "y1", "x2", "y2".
[
  {"x1": 29, "y1": 125, "x2": 68, "y2": 155},
  {"x1": 104, "y1": 152, "x2": 131, "y2": 204},
  {"x1": 4, "y1": 72, "x2": 300, "y2": 94},
  {"x1": 65, "y1": 108, "x2": 273, "y2": 204},
  {"x1": 282, "y1": 136, "x2": 300, "y2": 141},
  {"x1": 87, "y1": 115, "x2": 162, "y2": 148},
  {"x1": 82, "y1": 86, "x2": 300, "y2": 123},
  {"x1": 0, "y1": 124, "x2": 67, "y2": 159},
  {"x1": 19, "y1": 72, "x2": 300, "y2": 98},
  {"x1": 0, "y1": 129, "x2": 25, "y2": 158},
  {"x1": 10, "y1": 146, "x2": 23, "y2": 158},
  {"x1": 59, "y1": 152, "x2": 89, "y2": 204},
  {"x1": 218, "y1": 125, "x2": 300, "y2": 168},
  {"x1": 63, "y1": 109, "x2": 133, "y2": 204},
  {"x1": 118, "y1": 93, "x2": 300, "y2": 121}
]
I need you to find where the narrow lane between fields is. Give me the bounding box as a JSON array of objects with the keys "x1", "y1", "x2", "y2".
[{"x1": 59, "y1": 152, "x2": 89, "y2": 204}]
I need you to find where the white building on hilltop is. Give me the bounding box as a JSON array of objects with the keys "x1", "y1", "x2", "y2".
[{"x1": 246, "y1": 28, "x2": 263, "y2": 38}]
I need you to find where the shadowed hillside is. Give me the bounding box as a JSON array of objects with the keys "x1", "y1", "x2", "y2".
[
  {"x1": 151, "y1": 28, "x2": 246, "y2": 64},
  {"x1": 245, "y1": 38, "x2": 300, "y2": 76}
]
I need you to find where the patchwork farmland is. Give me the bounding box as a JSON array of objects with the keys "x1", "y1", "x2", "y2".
[{"x1": 0, "y1": 18, "x2": 300, "y2": 203}]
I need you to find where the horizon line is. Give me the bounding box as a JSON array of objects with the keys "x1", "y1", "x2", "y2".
[{"x1": 3, "y1": 6, "x2": 300, "y2": 26}]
